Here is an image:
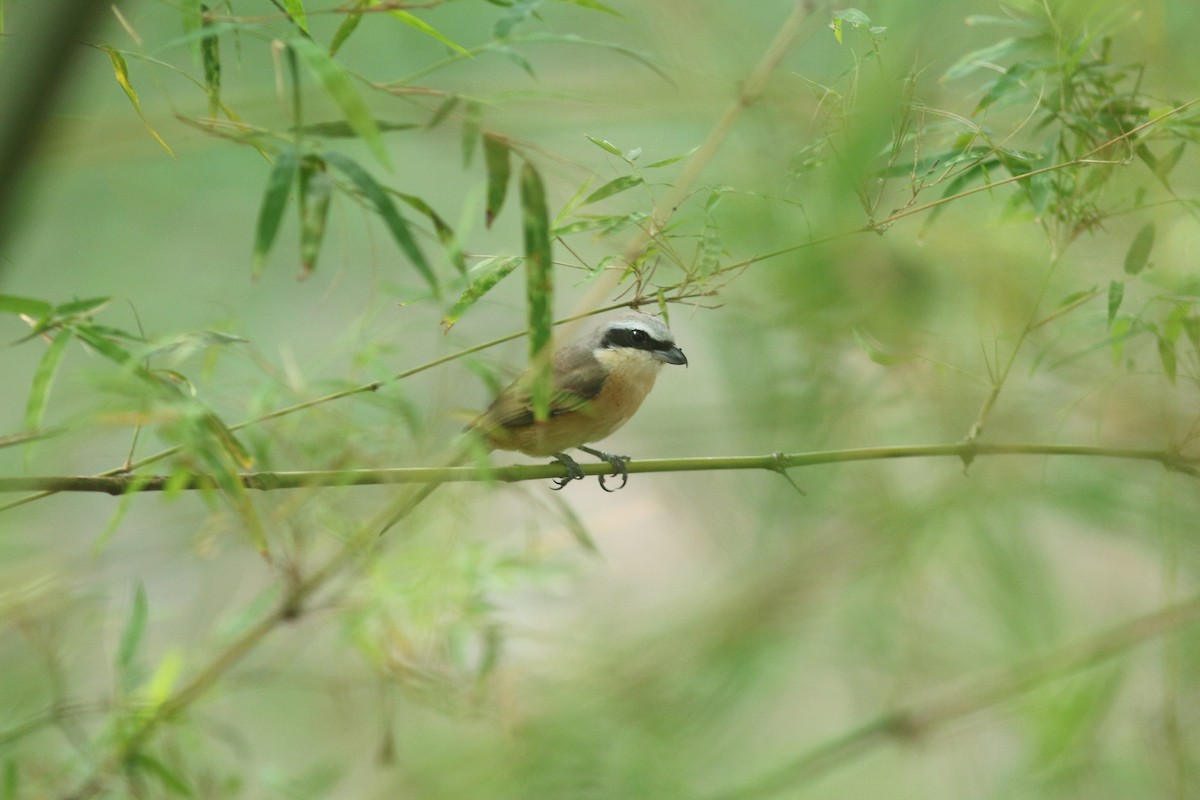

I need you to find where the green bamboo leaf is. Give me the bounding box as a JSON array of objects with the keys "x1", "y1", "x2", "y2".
[
  {"x1": 461, "y1": 101, "x2": 482, "y2": 167},
  {"x1": 585, "y1": 135, "x2": 625, "y2": 157},
  {"x1": 290, "y1": 37, "x2": 389, "y2": 167},
  {"x1": 54, "y1": 297, "x2": 112, "y2": 317},
  {"x1": 118, "y1": 583, "x2": 148, "y2": 677},
  {"x1": 389, "y1": 9, "x2": 470, "y2": 56},
  {"x1": 3, "y1": 760, "x2": 17, "y2": 800},
  {"x1": 483, "y1": 134, "x2": 512, "y2": 228},
  {"x1": 126, "y1": 753, "x2": 195, "y2": 798},
  {"x1": 298, "y1": 157, "x2": 332, "y2": 276},
  {"x1": 518, "y1": 33, "x2": 672, "y2": 85},
  {"x1": 325, "y1": 152, "x2": 435, "y2": 289},
  {"x1": 200, "y1": 17, "x2": 220, "y2": 116},
  {"x1": 1158, "y1": 335, "x2": 1177, "y2": 383},
  {"x1": 520, "y1": 162, "x2": 553, "y2": 422},
  {"x1": 644, "y1": 145, "x2": 699, "y2": 168},
  {"x1": 441, "y1": 257, "x2": 523, "y2": 331},
  {"x1": 0, "y1": 294, "x2": 52, "y2": 318},
  {"x1": 99, "y1": 46, "x2": 175, "y2": 157},
  {"x1": 253, "y1": 148, "x2": 300, "y2": 278},
  {"x1": 942, "y1": 37, "x2": 1031, "y2": 81},
  {"x1": 427, "y1": 96, "x2": 459, "y2": 129},
  {"x1": 581, "y1": 174, "x2": 643, "y2": 206},
  {"x1": 282, "y1": 0, "x2": 308, "y2": 32},
  {"x1": 73, "y1": 324, "x2": 135, "y2": 366},
  {"x1": 554, "y1": 0, "x2": 622, "y2": 16},
  {"x1": 1124, "y1": 223, "x2": 1155, "y2": 274},
  {"x1": 180, "y1": 0, "x2": 202, "y2": 60},
  {"x1": 397, "y1": 192, "x2": 465, "y2": 274},
  {"x1": 1107, "y1": 281, "x2": 1124, "y2": 327},
  {"x1": 25, "y1": 329, "x2": 71, "y2": 432},
  {"x1": 329, "y1": 0, "x2": 369, "y2": 55}
]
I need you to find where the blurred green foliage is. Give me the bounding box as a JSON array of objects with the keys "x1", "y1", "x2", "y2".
[{"x1": 2, "y1": 0, "x2": 1200, "y2": 798}]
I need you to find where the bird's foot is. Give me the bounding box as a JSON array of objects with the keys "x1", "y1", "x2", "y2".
[
  {"x1": 578, "y1": 445, "x2": 631, "y2": 492},
  {"x1": 549, "y1": 452, "x2": 586, "y2": 490}
]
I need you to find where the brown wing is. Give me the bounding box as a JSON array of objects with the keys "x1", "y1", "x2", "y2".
[{"x1": 478, "y1": 347, "x2": 607, "y2": 433}]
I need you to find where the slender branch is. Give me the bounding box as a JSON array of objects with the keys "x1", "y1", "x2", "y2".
[
  {"x1": 708, "y1": 591, "x2": 1200, "y2": 800},
  {"x1": 3, "y1": 442, "x2": 1196, "y2": 495}
]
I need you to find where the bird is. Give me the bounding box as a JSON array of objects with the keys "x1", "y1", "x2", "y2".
[{"x1": 467, "y1": 311, "x2": 687, "y2": 490}]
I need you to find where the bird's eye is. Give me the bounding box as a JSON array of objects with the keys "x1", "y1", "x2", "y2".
[{"x1": 629, "y1": 329, "x2": 648, "y2": 345}]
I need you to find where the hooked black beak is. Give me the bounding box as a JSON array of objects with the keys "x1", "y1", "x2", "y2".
[{"x1": 656, "y1": 345, "x2": 688, "y2": 367}]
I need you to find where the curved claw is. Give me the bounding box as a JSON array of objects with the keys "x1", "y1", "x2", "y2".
[
  {"x1": 579, "y1": 446, "x2": 631, "y2": 492},
  {"x1": 550, "y1": 452, "x2": 586, "y2": 490}
]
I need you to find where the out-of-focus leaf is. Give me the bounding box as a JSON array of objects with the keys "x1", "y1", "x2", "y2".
[
  {"x1": 200, "y1": 16, "x2": 220, "y2": 116},
  {"x1": 389, "y1": 9, "x2": 470, "y2": 56},
  {"x1": 325, "y1": 152, "x2": 435, "y2": 289},
  {"x1": 462, "y1": 101, "x2": 482, "y2": 167},
  {"x1": 290, "y1": 37, "x2": 389, "y2": 167},
  {"x1": 943, "y1": 37, "x2": 1033, "y2": 81},
  {"x1": 25, "y1": 329, "x2": 71, "y2": 432},
  {"x1": 181, "y1": 0, "x2": 202, "y2": 60},
  {"x1": 298, "y1": 157, "x2": 332, "y2": 276},
  {"x1": 295, "y1": 120, "x2": 416, "y2": 138},
  {"x1": 977, "y1": 62, "x2": 1032, "y2": 114},
  {"x1": 495, "y1": 0, "x2": 539, "y2": 39},
  {"x1": 555, "y1": 0, "x2": 621, "y2": 16},
  {"x1": 493, "y1": 44, "x2": 534, "y2": 76},
  {"x1": 427, "y1": 96, "x2": 459, "y2": 129},
  {"x1": 1124, "y1": 223, "x2": 1154, "y2": 274},
  {"x1": 0, "y1": 294, "x2": 52, "y2": 318},
  {"x1": 282, "y1": 0, "x2": 307, "y2": 32},
  {"x1": 1157, "y1": 335, "x2": 1177, "y2": 383},
  {"x1": 329, "y1": 0, "x2": 369, "y2": 55},
  {"x1": 518, "y1": 32, "x2": 672, "y2": 85},
  {"x1": 645, "y1": 145, "x2": 699, "y2": 168},
  {"x1": 581, "y1": 175, "x2": 642, "y2": 206},
  {"x1": 126, "y1": 753, "x2": 195, "y2": 799},
  {"x1": 73, "y1": 324, "x2": 135, "y2": 367},
  {"x1": 99, "y1": 46, "x2": 175, "y2": 157},
  {"x1": 55, "y1": 297, "x2": 112, "y2": 318},
  {"x1": 253, "y1": 148, "x2": 299, "y2": 278},
  {"x1": 551, "y1": 212, "x2": 647, "y2": 237},
  {"x1": 1107, "y1": 281, "x2": 1123, "y2": 327},
  {"x1": 118, "y1": 583, "x2": 148, "y2": 679},
  {"x1": 442, "y1": 257, "x2": 523, "y2": 331},
  {"x1": 483, "y1": 134, "x2": 512, "y2": 228},
  {"x1": 520, "y1": 162, "x2": 553, "y2": 422}
]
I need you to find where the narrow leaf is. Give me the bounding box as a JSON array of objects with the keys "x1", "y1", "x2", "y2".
[
  {"x1": 442, "y1": 257, "x2": 523, "y2": 331},
  {"x1": 581, "y1": 174, "x2": 642, "y2": 206},
  {"x1": 73, "y1": 325, "x2": 135, "y2": 366},
  {"x1": 290, "y1": 37, "x2": 389, "y2": 167},
  {"x1": 325, "y1": 152, "x2": 435, "y2": 289},
  {"x1": 329, "y1": 0, "x2": 368, "y2": 55},
  {"x1": 389, "y1": 9, "x2": 470, "y2": 56},
  {"x1": 461, "y1": 101, "x2": 482, "y2": 167},
  {"x1": 25, "y1": 329, "x2": 71, "y2": 431},
  {"x1": 99, "y1": 46, "x2": 175, "y2": 156},
  {"x1": 585, "y1": 135, "x2": 624, "y2": 157},
  {"x1": 397, "y1": 192, "x2": 465, "y2": 274},
  {"x1": 427, "y1": 96, "x2": 459, "y2": 129},
  {"x1": 253, "y1": 148, "x2": 299, "y2": 278},
  {"x1": 126, "y1": 753, "x2": 195, "y2": 798},
  {"x1": 1106, "y1": 281, "x2": 1123, "y2": 327},
  {"x1": 644, "y1": 145, "x2": 699, "y2": 168},
  {"x1": 1158, "y1": 336, "x2": 1177, "y2": 383},
  {"x1": 1124, "y1": 223, "x2": 1155, "y2": 274},
  {"x1": 200, "y1": 17, "x2": 220, "y2": 116},
  {"x1": 483, "y1": 134, "x2": 512, "y2": 228},
  {"x1": 298, "y1": 157, "x2": 332, "y2": 276},
  {"x1": 0, "y1": 294, "x2": 52, "y2": 318},
  {"x1": 55, "y1": 297, "x2": 111, "y2": 317},
  {"x1": 118, "y1": 583, "x2": 148, "y2": 675},
  {"x1": 555, "y1": 0, "x2": 622, "y2": 16},
  {"x1": 520, "y1": 162, "x2": 554, "y2": 422},
  {"x1": 282, "y1": 0, "x2": 308, "y2": 32}
]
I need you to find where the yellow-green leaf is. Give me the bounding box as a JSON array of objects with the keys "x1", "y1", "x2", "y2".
[
  {"x1": 520, "y1": 162, "x2": 553, "y2": 422},
  {"x1": 99, "y1": 46, "x2": 175, "y2": 157},
  {"x1": 389, "y1": 9, "x2": 470, "y2": 56},
  {"x1": 253, "y1": 148, "x2": 299, "y2": 278},
  {"x1": 283, "y1": 0, "x2": 308, "y2": 32},
  {"x1": 442, "y1": 257, "x2": 522, "y2": 331}
]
